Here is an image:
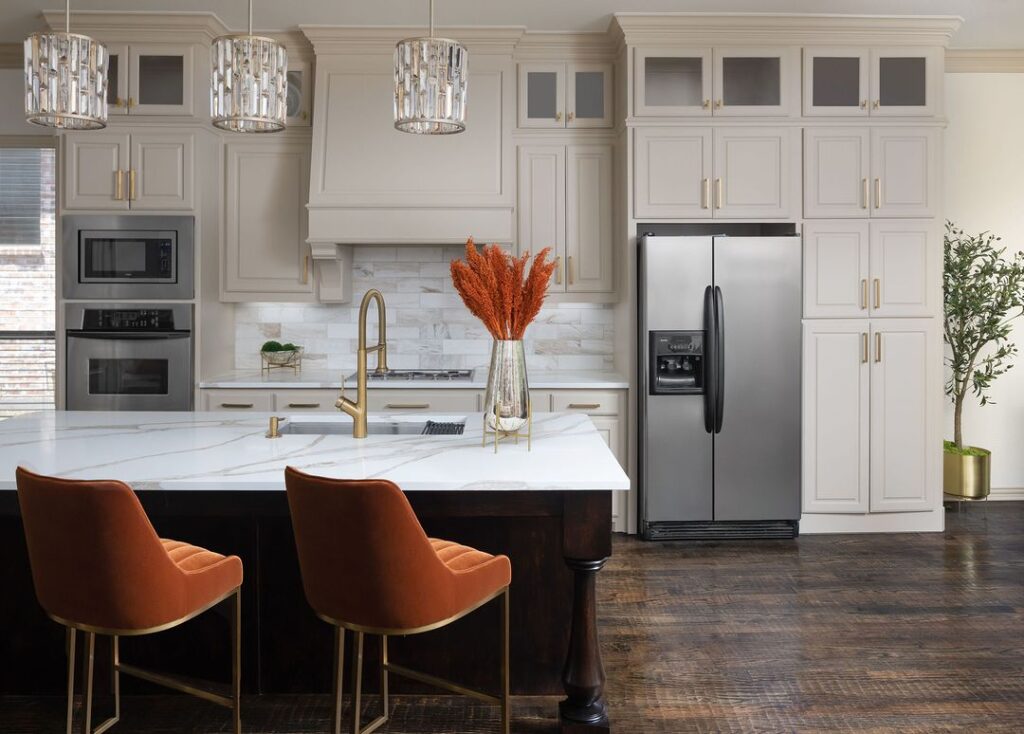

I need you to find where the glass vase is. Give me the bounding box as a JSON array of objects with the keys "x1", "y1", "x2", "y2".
[{"x1": 483, "y1": 339, "x2": 529, "y2": 433}]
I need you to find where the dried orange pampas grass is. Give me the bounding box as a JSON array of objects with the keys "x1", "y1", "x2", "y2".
[{"x1": 450, "y1": 237, "x2": 557, "y2": 340}]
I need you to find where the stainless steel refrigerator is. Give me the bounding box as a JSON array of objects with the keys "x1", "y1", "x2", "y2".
[{"x1": 638, "y1": 234, "x2": 802, "y2": 539}]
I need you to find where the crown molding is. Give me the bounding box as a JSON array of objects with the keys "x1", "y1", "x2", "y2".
[
  {"x1": 610, "y1": 13, "x2": 963, "y2": 48},
  {"x1": 0, "y1": 43, "x2": 21, "y2": 69},
  {"x1": 300, "y1": 25, "x2": 525, "y2": 55},
  {"x1": 946, "y1": 49, "x2": 1024, "y2": 73},
  {"x1": 40, "y1": 10, "x2": 230, "y2": 42},
  {"x1": 514, "y1": 31, "x2": 615, "y2": 61}
]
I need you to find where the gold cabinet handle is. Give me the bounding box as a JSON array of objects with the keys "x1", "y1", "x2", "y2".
[
  {"x1": 114, "y1": 169, "x2": 124, "y2": 201},
  {"x1": 567, "y1": 255, "x2": 574, "y2": 285},
  {"x1": 874, "y1": 332, "x2": 882, "y2": 363},
  {"x1": 873, "y1": 278, "x2": 881, "y2": 309},
  {"x1": 287, "y1": 402, "x2": 321, "y2": 408},
  {"x1": 715, "y1": 99, "x2": 723, "y2": 109},
  {"x1": 567, "y1": 111, "x2": 575, "y2": 122},
  {"x1": 861, "y1": 279, "x2": 868, "y2": 310},
  {"x1": 129, "y1": 169, "x2": 137, "y2": 201},
  {"x1": 554, "y1": 255, "x2": 562, "y2": 285},
  {"x1": 872, "y1": 99, "x2": 880, "y2": 109},
  {"x1": 701, "y1": 178, "x2": 710, "y2": 209},
  {"x1": 384, "y1": 403, "x2": 431, "y2": 410},
  {"x1": 873, "y1": 178, "x2": 881, "y2": 209},
  {"x1": 860, "y1": 99, "x2": 867, "y2": 110},
  {"x1": 302, "y1": 254, "x2": 310, "y2": 284},
  {"x1": 300, "y1": 110, "x2": 308, "y2": 121},
  {"x1": 702, "y1": 99, "x2": 710, "y2": 109},
  {"x1": 861, "y1": 178, "x2": 868, "y2": 209},
  {"x1": 568, "y1": 403, "x2": 601, "y2": 410},
  {"x1": 861, "y1": 333, "x2": 869, "y2": 364},
  {"x1": 555, "y1": 111, "x2": 562, "y2": 122},
  {"x1": 220, "y1": 402, "x2": 254, "y2": 409},
  {"x1": 715, "y1": 178, "x2": 723, "y2": 209}
]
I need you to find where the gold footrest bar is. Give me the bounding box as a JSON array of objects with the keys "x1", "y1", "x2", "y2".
[
  {"x1": 384, "y1": 661, "x2": 501, "y2": 705},
  {"x1": 89, "y1": 716, "x2": 120, "y2": 734},
  {"x1": 116, "y1": 662, "x2": 234, "y2": 709},
  {"x1": 356, "y1": 713, "x2": 389, "y2": 734}
]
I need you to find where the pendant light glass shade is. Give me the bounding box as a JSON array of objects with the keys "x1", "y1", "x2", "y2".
[
  {"x1": 394, "y1": 0, "x2": 467, "y2": 134},
  {"x1": 24, "y1": 1, "x2": 108, "y2": 130},
  {"x1": 211, "y1": 1, "x2": 287, "y2": 133}
]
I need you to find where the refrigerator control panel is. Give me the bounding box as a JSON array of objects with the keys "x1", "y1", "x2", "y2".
[{"x1": 650, "y1": 331, "x2": 704, "y2": 394}]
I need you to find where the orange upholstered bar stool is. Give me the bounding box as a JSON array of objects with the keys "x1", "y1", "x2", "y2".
[
  {"x1": 284, "y1": 466, "x2": 512, "y2": 734},
  {"x1": 15, "y1": 467, "x2": 243, "y2": 734}
]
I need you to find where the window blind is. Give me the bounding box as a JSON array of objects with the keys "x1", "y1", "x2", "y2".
[{"x1": 0, "y1": 148, "x2": 56, "y2": 246}]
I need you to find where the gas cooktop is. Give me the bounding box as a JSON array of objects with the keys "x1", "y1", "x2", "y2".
[{"x1": 354, "y1": 369, "x2": 475, "y2": 382}]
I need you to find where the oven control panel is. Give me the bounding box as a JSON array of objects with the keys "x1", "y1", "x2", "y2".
[{"x1": 81, "y1": 309, "x2": 177, "y2": 331}]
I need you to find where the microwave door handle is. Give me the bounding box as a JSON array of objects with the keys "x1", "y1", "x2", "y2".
[
  {"x1": 66, "y1": 331, "x2": 191, "y2": 340},
  {"x1": 714, "y1": 286, "x2": 725, "y2": 434},
  {"x1": 703, "y1": 285, "x2": 716, "y2": 434}
]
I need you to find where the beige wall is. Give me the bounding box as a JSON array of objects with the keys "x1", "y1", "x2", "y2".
[
  {"x1": 944, "y1": 72, "x2": 1024, "y2": 492},
  {"x1": 0, "y1": 69, "x2": 45, "y2": 135}
]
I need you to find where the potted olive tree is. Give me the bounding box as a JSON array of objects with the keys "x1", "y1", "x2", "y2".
[{"x1": 943, "y1": 222, "x2": 1024, "y2": 498}]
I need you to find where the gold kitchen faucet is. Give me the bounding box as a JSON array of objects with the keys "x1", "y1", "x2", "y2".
[{"x1": 336, "y1": 289, "x2": 389, "y2": 438}]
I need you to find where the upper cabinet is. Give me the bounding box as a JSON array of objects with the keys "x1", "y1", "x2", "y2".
[
  {"x1": 518, "y1": 62, "x2": 612, "y2": 128},
  {"x1": 104, "y1": 43, "x2": 194, "y2": 116},
  {"x1": 286, "y1": 59, "x2": 313, "y2": 126},
  {"x1": 803, "y1": 46, "x2": 941, "y2": 117},
  {"x1": 634, "y1": 46, "x2": 796, "y2": 117}
]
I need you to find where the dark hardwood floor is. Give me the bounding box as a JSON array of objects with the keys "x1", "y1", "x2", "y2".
[{"x1": 3, "y1": 501, "x2": 1023, "y2": 733}]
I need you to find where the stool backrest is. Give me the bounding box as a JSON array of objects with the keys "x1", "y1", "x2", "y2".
[
  {"x1": 284, "y1": 466, "x2": 455, "y2": 631},
  {"x1": 16, "y1": 466, "x2": 184, "y2": 631}
]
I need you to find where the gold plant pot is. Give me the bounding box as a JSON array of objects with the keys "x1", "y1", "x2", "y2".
[{"x1": 943, "y1": 448, "x2": 991, "y2": 499}]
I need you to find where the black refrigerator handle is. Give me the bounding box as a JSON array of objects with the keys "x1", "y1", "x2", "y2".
[
  {"x1": 702, "y1": 285, "x2": 716, "y2": 434},
  {"x1": 714, "y1": 285, "x2": 725, "y2": 434}
]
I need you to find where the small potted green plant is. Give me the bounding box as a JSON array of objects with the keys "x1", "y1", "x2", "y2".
[
  {"x1": 260, "y1": 340, "x2": 303, "y2": 373},
  {"x1": 943, "y1": 221, "x2": 1024, "y2": 498}
]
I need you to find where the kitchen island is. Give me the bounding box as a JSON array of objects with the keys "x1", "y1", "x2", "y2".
[{"x1": 0, "y1": 410, "x2": 628, "y2": 733}]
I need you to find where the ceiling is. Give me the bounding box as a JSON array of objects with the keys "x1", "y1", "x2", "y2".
[{"x1": 2, "y1": 0, "x2": 1022, "y2": 48}]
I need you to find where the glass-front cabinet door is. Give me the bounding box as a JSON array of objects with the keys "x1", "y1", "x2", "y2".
[
  {"x1": 105, "y1": 43, "x2": 129, "y2": 115},
  {"x1": 128, "y1": 44, "x2": 194, "y2": 116},
  {"x1": 518, "y1": 63, "x2": 565, "y2": 128},
  {"x1": 286, "y1": 59, "x2": 312, "y2": 125},
  {"x1": 870, "y1": 48, "x2": 939, "y2": 116},
  {"x1": 713, "y1": 47, "x2": 796, "y2": 116},
  {"x1": 634, "y1": 48, "x2": 711, "y2": 117},
  {"x1": 803, "y1": 48, "x2": 869, "y2": 116},
  {"x1": 567, "y1": 64, "x2": 612, "y2": 128}
]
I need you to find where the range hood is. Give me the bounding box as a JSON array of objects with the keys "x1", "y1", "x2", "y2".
[{"x1": 301, "y1": 25, "x2": 521, "y2": 246}]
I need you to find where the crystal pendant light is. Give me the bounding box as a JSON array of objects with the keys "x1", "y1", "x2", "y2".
[
  {"x1": 211, "y1": 0, "x2": 287, "y2": 133},
  {"x1": 394, "y1": 0, "x2": 468, "y2": 135},
  {"x1": 24, "y1": 0, "x2": 108, "y2": 130}
]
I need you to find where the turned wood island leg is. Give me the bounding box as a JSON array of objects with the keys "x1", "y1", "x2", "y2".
[{"x1": 560, "y1": 491, "x2": 613, "y2": 733}]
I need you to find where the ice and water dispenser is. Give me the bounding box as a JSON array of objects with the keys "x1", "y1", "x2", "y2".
[{"x1": 649, "y1": 331, "x2": 704, "y2": 394}]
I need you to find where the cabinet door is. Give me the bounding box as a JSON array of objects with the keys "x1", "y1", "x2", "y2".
[
  {"x1": 802, "y1": 47, "x2": 869, "y2": 117},
  {"x1": 63, "y1": 132, "x2": 130, "y2": 210},
  {"x1": 201, "y1": 390, "x2": 273, "y2": 411},
  {"x1": 869, "y1": 320, "x2": 938, "y2": 512},
  {"x1": 518, "y1": 63, "x2": 565, "y2": 128},
  {"x1": 223, "y1": 141, "x2": 313, "y2": 298},
  {"x1": 130, "y1": 133, "x2": 194, "y2": 210},
  {"x1": 713, "y1": 47, "x2": 797, "y2": 116},
  {"x1": 870, "y1": 47, "x2": 940, "y2": 117},
  {"x1": 870, "y1": 127, "x2": 938, "y2": 218},
  {"x1": 566, "y1": 145, "x2": 613, "y2": 293},
  {"x1": 286, "y1": 59, "x2": 313, "y2": 126},
  {"x1": 567, "y1": 63, "x2": 612, "y2": 128},
  {"x1": 274, "y1": 390, "x2": 338, "y2": 412},
  {"x1": 713, "y1": 127, "x2": 795, "y2": 219},
  {"x1": 803, "y1": 221, "x2": 870, "y2": 318},
  {"x1": 129, "y1": 44, "x2": 194, "y2": 115},
  {"x1": 804, "y1": 128, "x2": 870, "y2": 218},
  {"x1": 802, "y1": 320, "x2": 870, "y2": 513},
  {"x1": 591, "y1": 416, "x2": 626, "y2": 531},
  {"x1": 633, "y1": 127, "x2": 712, "y2": 219},
  {"x1": 517, "y1": 146, "x2": 566, "y2": 292},
  {"x1": 633, "y1": 47, "x2": 711, "y2": 117},
  {"x1": 869, "y1": 220, "x2": 938, "y2": 318},
  {"x1": 105, "y1": 43, "x2": 129, "y2": 116}
]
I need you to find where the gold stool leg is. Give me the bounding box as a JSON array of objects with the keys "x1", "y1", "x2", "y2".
[
  {"x1": 81, "y1": 632, "x2": 95, "y2": 734},
  {"x1": 380, "y1": 635, "x2": 389, "y2": 720},
  {"x1": 231, "y1": 590, "x2": 242, "y2": 734},
  {"x1": 65, "y1": 627, "x2": 77, "y2": 734},
  {"x1": 332, "y1": 627, "x2": 346, "y2": 734},
  {"x1": 351, "y1": 632, "x2": 364, "y2": 734},
  {"x1": 111, "y1": 636, "x2": 120, "y2": 725},
  {"x1": 500, "y1": 589, "x2": 510, "y2": 734}
]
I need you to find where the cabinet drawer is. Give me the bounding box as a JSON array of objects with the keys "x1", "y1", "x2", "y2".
[
  {"x1": 551, "y1": 390, "x2": 622, "y2": 416},
  {"x1": 274, "y1": 390, "x2": 338, "y2": 412},
  {"x1": 530, "y1": 391, "x2": 553, "y2": 412},
  {"x1": 367, "y1": 390, "x2": 480, "y2": 413},
  {"x1": 202, "y1": 390, "x2": 272, "y2": 411}
]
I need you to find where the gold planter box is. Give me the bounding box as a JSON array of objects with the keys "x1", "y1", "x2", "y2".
[{"x1": 943, "y1": 448, "x2": 991, "y2": 499}]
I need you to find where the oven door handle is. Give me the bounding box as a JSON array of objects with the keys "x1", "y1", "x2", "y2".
[{"x1": 66, "y1": 331, "x2": 192, "y2": 340}]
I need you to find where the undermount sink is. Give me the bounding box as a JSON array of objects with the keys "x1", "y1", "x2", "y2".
[{"x1": 278, "y1": 415, "x2": 467, "y2": 436}]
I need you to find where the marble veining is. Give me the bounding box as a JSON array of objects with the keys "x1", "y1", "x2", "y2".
[
  {"x1": 0, "y1": 411, "x2": 630, "y2": 493},
  {"x1": 199, "y1": 369, "x2": 629, "y2": 390}
]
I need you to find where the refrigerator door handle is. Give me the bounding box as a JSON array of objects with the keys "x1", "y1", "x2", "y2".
[
  {"x1": 714, "y1": 285, "x2": 725, "y2": 434},
  {"x1": 703, "y1": 285, "x2": 716, "y2": 434}
]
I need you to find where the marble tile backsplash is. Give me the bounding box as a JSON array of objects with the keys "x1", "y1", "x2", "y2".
[{"x1": 233, "y1": 246, "x2": 616, "y2": 373}]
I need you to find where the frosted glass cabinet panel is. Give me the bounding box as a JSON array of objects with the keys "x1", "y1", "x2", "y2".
[
  {"x1": 870, "y1": 48, "x2": 940, "y2": 116},
  {"x1": 128, "y1": 44, "x2": 194, "y2": 116},
  {"x1": 286, "y1": 59, "x2": 312, "y2": 125},
  {"x1": 712, "y1": 47, "x2": 796, "y2": 116},
  {"x1": 803, "y1": 48, "x2": 869, "y2": 116},
  {"x1": 518, "y1": 63, "x2": 611, "y2": 128},
  {"x1": 568, "y1": 64, "x2": 612, "y2": 128},
  {"x1": 634, "y1": 48, "x2": 712, "y2": 116},
  {"x1": 105, "y1": 44, "x2": 129, "y2": 114}
]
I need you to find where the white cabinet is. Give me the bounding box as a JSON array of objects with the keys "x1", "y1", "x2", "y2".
[
  {"x1": 802, "y1": 319, "x2": 938, "y2": 514},
  {"x1": 803, "y1": 126, "x2": 937, "y2": 219},
  {"x1": 634, "y1": 126, "x2": 794, "y2": 219},
  {"x1": 222, "y1": 139, "x2": 313, "y2": 301},
  {"x1": 286, "y1": 59, "x2": 313, "y2": 126},
  {"x1": 712, "y1": 47, "x2": 798, "y2": 117},
  {"x1": 803, "y1": 47, "x2": 940, "y2": 117},
  {"x1": 634, "y1": 48, "x2": 711, "y2": 117},
  {"x1": 803, "y1": 220, "x2": 937, "y2": 319},
  {"x1": 63, "y1": 131, "x2": 194, "y2": 211},
  {"x1": 870, "y1": 48, "x2": 941, "y2": 117},
  {"x1": 104, "y1": 43, "x2": 194, "y2": 116},
  {"x1": 869, "y1": 320, "x2": 939, "y2": 512},
  {"x1": 517, "y1": 62, "x2": 612, "y2": 128},
  {"x1": 518, "y1": 144, "x2": 614, "y2": 294},
  {"x1": 803, "y1": 48, "x2": 869, "y2": 116},
  {"x1": 802, "y1": 320, "x2": 870, "y2": 513}
]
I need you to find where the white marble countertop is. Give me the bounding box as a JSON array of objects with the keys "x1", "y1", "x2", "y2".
[
  {"x1": 199, "y1": 369, "x2": 629, "y2": 390},
  {"x1": 0, "y1": 411, "x2": 630, "y2": 492}
]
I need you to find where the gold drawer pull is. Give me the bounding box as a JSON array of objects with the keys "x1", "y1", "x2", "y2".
[
  {"x1": 860, "y1": 279, "x2": 868, "y2": 310},
  {"x1": 715, "y1": 178, "x2": 723, "y2": 209},
  {"x1": 861, "y1": 333, "x2": 868, "y2": 364},
  {"x1": 220, "y1": 402, "x2": 254, "y2": 409},
  {"x1": 861, "y1": 178, "x2": 868, "y2": 209},
  {"x1": 287, "y1": 402, "x2": 321, "y2": 408},
  {"x1": 385, "y1": 403, "x2": 430, "y2": 409},
  {"x1": 568, "y1": 403, "x2": 601, "y2": 410},
  {"x1": 129, "y1": 169, "x2": 137, "y2": 201},
  {"x1": 554, "y1": 256, "x2": 562, "y2": 285},
  {"x1": 875, "y1": 332, "x2": 882, "y2": 363},
  {"x1": 114, "y1": 169, "x2": 124, "y2": 201},
  {"x1": 873, "y1": 278, "x2": 881, "y2": 309},
  {"x1": 567, "y1": 255, "x2": 574, "y2": 286},
  {"x1": 701, "y1": 178, "x2": 710, "y2": 209},
  {"x1": 874, "y1": 177, "x2": 881, "y2": 209}
]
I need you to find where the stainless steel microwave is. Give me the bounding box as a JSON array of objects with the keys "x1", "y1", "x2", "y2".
[{"x1": 62, "y1": 215, "x2": 194, "y2": 300}]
